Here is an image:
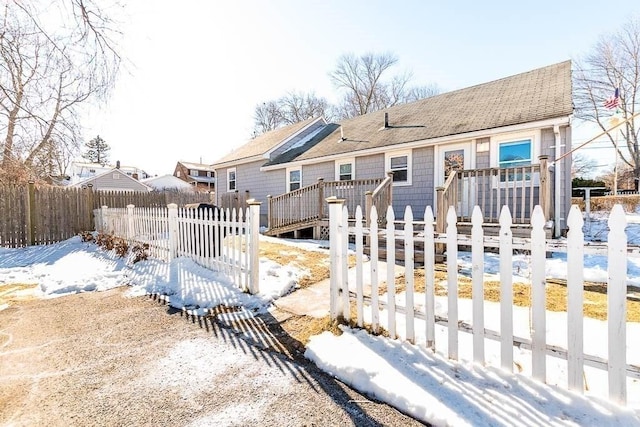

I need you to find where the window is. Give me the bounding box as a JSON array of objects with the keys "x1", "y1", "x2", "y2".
[
  {"x1": 287, "y1": 167, "x2": 301, "y2": 192},
  {"x1": 499, "y1": 139, "x2": 532, "y2": 169},
  {"x1": 335, "y1": 159, "x2": 354, "y2": 181},
  {"x1": 207, "y1": 171, "x2": 213, "y2": 178},
  {"x1": 386, "y1": 151, "x2": 412, "y2": 185},
  {"x1": 112, "y1": 173, "x2": 120, "y2": 180},
  {"x1": 176, "y1": 171, "x2": 181, "y2": 177},
  {"x1": 89, "y1": 168, "x2": 96, "y2": 173},
  {"x1": 189, "y1": 169, "x2": 198, "y2": 177},
  {"x1": 499, "y1": 139, "x2": 532, "y2": 182},
  {"x1": 227, "y1": 168, "x2": 236, "y2": 192}
]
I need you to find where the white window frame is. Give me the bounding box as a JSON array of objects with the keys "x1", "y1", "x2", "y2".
[
  {"x1": 189, "y1": 169, "x2": 198, "y2": 177},
  {"x1": 286, "y1": 167, "x2": 302, "y2": 192},
  {"x1": 490, "y1": 130, "x2": 540, "y2": 187},
  {"x1": 112, "y1": 173, "x2": 120, "y2": 180},
  {"x1": 227, "y1": 167, "x2": 236, "y2": 192},
  {"x1": 385, "y1": 150, "x2": 412, "y2": 186},
  {"x1": 335, "y1": 158, "x2": 355, "y2": 181}
]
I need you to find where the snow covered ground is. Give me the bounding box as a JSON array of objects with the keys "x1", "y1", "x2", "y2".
[{"x1": 1, "y1": 211, "x2": 639, "y2": 426}]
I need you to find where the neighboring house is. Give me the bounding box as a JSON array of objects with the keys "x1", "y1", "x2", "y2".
[
  {"x1": 214, "y1": 61, "x2": 573, "y2": 238},
  {"x1": 72, "y1": 168, "x2": 153, "y2": 192},
  {"x1": 141, "y1": 174, "x2": 196, "y2": 192},
  {"x1": 211, "y1": 116, "x2": 332, "y2": 224},
  {"x1": 67, "y1": 161, "x2": 150, "y2": 186},
  {"x1": 173, "y1": 161, "x2": 216, "y2": 192}
]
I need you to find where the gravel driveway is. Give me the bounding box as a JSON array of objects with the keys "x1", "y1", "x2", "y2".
[{"x1": 0, "y1": 288, "x2": 425, "y2": 426}]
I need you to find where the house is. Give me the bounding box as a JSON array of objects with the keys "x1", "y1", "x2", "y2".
[
  {"x1": 68, "y1": 160, "x2": 150, "y2": 185},
  {"x1": 173, "y1": 161, "x2": 216, "y2": 192},
  {"x1": 213, "y1": 61, "x2": 573, "y2": 238},
  {"x1": 72, "y1": 168, "x2": 153, "y2": 192},
  {"x1": 141, "y1": 174, "x2": 196, "y2": 192},
  {"x1": 211, "y1": 116, "x2": 332, "y2": 223}
]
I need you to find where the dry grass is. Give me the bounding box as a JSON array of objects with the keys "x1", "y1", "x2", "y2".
[
  {"x1": 387, "y1": 269, "x2": 640, "y2": 322},
  {"x1": 258, "y1": 240, "x2": 355, "y2": 288},
  {"x1": 0, "y1": 283, "x2": 38, "y2": 308}
]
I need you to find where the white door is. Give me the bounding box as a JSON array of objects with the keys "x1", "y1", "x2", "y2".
[{"x1": 435, "y1": 143, "x2": 473, "y2": 217}]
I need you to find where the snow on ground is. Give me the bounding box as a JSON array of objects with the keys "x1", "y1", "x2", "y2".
[{"x1": 1, "y1": 212, "x2": 640, "y2": 426}]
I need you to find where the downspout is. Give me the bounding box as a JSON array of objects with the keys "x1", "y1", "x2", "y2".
[{"x1": 553, "y1": 125, "x2": 563, "y2": 238}]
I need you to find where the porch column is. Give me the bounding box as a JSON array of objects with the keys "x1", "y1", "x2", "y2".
[{"x1": 538, "y1": 155, "x2": 550, "y2": 224}]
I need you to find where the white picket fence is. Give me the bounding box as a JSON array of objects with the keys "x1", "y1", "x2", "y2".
[
  {"x1": 94, "y1": 202, "x2": 261, "y2": 294},
  {"x1": 327, "y1": 199, "x2": 637, "y2": 406}
]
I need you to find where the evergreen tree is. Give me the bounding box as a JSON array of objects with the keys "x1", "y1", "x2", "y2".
[{"x1": 82, "y1": 135, "x2": 110, "y2": 164}]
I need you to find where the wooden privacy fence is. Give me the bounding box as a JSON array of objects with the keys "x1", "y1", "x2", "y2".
[
  {"x1": 94, "y1": 202, "x2": 261, "y2": 294},
  {"x1": 0, "y1": 182, "x2": 213, "y2": 248},
  {"x1": 327, "y1": 199, "x2": 636, "y2": 407}
]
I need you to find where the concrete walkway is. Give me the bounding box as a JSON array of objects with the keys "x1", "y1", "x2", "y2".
[{"x1": 274, "y1": 260, "x2": 405, "y2": 318}]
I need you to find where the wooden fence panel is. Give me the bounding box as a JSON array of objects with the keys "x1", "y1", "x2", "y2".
[{"x1": 0, "y1": 183, "x2": 212, "y2": 248}]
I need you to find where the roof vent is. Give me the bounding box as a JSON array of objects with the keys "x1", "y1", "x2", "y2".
[
  {"x1": 384, "y1": 112, "x2": 389, "y2": 128},
  {"x1": 340, "y1": 125, "x2": 346, "y2": 142}
]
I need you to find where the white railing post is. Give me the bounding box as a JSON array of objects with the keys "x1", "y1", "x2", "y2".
[
  {"x1": 471, "y1": 206, "x2": 485, "y2": 364},
  {"x1": 530, "y1": 205, "x2": 547, "y2": 382},
  {"x1": 126, "y1": 204, "x2": 135, "y2": 240},
  {"x1": 499, "y1": 205, "x2": 513, "y2": 372},
  {"x1": 370, "y1": 207, "x2": 380, "y2": 334},
  {"x1": 566, "y1": 205, "x2": 584, "y2": 393},
  {"x1": 327, "y1": 197, "x2": 345, "y2": 321},
  {"x1": 608, "y1": 204, "x2": 627, "y2": 404},
  {"x1": 167, "y1": 203, "x2": 178, "y2": 261},
  {"x1": 247, "y1": 199, "x2": 261, "y2": 295},
  {"x1": 446, "y1": 206, "x2": 458, "y2": 361}
]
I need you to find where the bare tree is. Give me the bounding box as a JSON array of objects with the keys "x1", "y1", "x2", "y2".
[
  {"x1": 329, "y1": 52, "x2": 440, "y2": 119},
  {"x1": 573, "y1": 17, "x2": 640, "y2": 189},
  {"x1": 253, "y1": 91, "x2": 330, "y2": 136},
  {"x1": 571, "y1": 152, "x2": 598, "y2": 178},
  {"x1": 0, "y1": 0, "x2": 123, "y2": 184}
]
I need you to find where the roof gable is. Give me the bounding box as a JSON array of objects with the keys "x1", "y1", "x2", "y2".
[
  {"x1": 212, "y1": 116, "x2": 325, "y2": 166},
  {"x1": 74, "y1": 168, "x2": 152, "y2": 191},
  {"x1": 294, "y1": 61, "x2": 573, "y2": 162}
]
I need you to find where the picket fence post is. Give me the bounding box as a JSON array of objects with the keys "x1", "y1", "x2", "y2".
[
  {"x1": 530, "y1": 205, "x2": 547, "y2": 381},
  {"x1": 355, "y1": 206, "x2": 364, "y2": 328},
  {"x1": 424, "y1": 206, "x2": 436, "y2": 351},
  {"x1": 566, "y1": 205, "x2": 584, "y2": 392},
  {"x1": 471, "y1": 206, "x2": 484, "y2": 364},
  {"x1": 247, "y1": 200, "x2": 261, "y2": 295},
  {"x1": 341, "y1": 205, "x2": 350, "y2": 323},
  {"x1": 126, "y1": 204, "x2": 135, "y2": 240},
  {"x1": 404, "y1": 206, "x2": 415, "y2": 344},
  {"x1": 100, "y1": 205, "x2": 108, "y2": 232},
  {"x1": 327, "y1": 197, "x2": 345, "y2": 321},
  {"x1": 499, "y1": 205, "x2": 513, "y2": 372},
  {"x1": 167, "y1": 203, "x2": 178, "y2": 261},
  {"x1": 608, "y1": 204, "x2": 627, "y2": 404},
  {"x1": 446, "y1": 206, "x2": 458, "y2": 360},
  {"x1": 369, "y1": 206, "x2": 380, "y2": 333},
  {"x1": 386, "y1": 206, "x2": 397, "y2": 339}
]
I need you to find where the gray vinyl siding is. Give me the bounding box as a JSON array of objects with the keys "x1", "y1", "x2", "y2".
[
  {"x1": 215, "y1": 161, "x2": 284, "y2": 226},
  {"x1": 269, "y1": 121, "x2": 326, "y2": 160},
  {"x1": 390, "y1": 146, "x2": 434, "y2": 219},
  {"x1": 355, "y1": 154, "x2": 385, "y2": 179},
  {"x1": 475, "y1": 138, "x2": 490, "y2": 169},
  {"x1": 86, "y1": 171, "x2": 149, "y2": 192},
  {"x1": 302, "y1": 161, "x2": 333, "y2": 186}
]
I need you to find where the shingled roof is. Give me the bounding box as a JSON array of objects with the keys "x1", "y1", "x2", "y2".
[
  {"x1": 292, "y1": 60, "x2": 572, "y2": 162},
  {"x1": 213, "y1": 117, "x2": 323, "y2": 165}
]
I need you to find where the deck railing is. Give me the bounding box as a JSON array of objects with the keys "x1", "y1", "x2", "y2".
[
  {"x1": 365, "y1": 172, "x2": 394, "y2": 226},
  {"x1": 267, "y1": 177, "x2": 386, "y2": 232},
  {"x1": 436, "y1": 155, "x2": 551, "y2": 233}
]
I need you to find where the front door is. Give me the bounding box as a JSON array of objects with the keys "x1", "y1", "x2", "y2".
[{"x1": 436, "y1": 143, "x2": 473, "y2": 217}]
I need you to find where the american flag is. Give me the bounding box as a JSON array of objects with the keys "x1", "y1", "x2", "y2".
[{"x1": 604, "y1": 88, "x2": 619, "y2": 110}]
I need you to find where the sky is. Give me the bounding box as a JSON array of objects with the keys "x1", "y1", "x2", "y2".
[
  {"x1": 81, "y1": 0, "x2": 640, "y2": 176},
  {"x1": 1, "y1": 213, "x2": 640, "y2": 425}
]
